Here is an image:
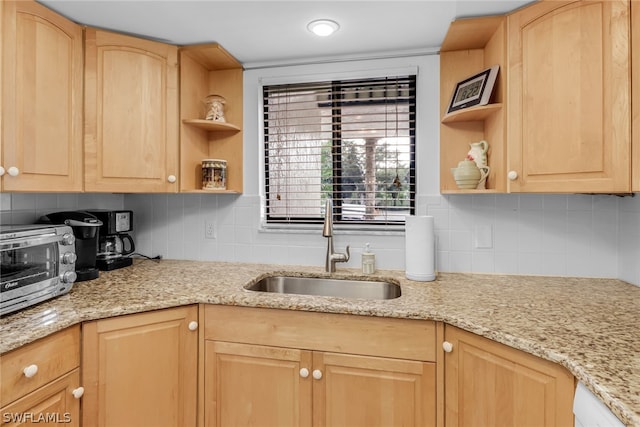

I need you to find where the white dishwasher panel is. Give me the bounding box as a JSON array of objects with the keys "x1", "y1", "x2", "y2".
[{"x1": 574, "y1": 382, "x2": 625, "y2": 427}]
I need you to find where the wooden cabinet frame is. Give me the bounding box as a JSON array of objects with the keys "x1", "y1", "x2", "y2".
[
  {"x1": 439, "y1": 16, "x2": 507, "y2": 193},
  {"x1": 179, "y1": 44, "x2": 243, "y2": 193},
  {"x1": 203, "y1": 305, "x2": 437, "y2": 427}
]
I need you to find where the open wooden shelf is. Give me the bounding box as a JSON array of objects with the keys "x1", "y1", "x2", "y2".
[
  {"x1": 441, "y1": 104, "x2": 502, "y2": 124},
  {"x1": 182, "y1": 119, "x2": 241, "y2": 132},
  {"x1": 180, "y1": 189, "x2": 241, "y2": 194},
  {"x1": 441, "y1": 188, "x2": 500, "y2": 195},
  {"x1": 440, "y1": 15, "x2": 507, "y2": 194},
  {"x1": 178, "y1": 43, "x2": 244, "y2": 193}
]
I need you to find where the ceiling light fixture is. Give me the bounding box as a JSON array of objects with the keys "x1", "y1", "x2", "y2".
[{"x1": 307, "y1": 19, "x2": 340, "y2": 37}]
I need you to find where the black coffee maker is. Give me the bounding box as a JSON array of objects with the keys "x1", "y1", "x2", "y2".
[
  {"x1": 39, "y1": 211, "x2": 102, "y2": 281},
  {"x1": 86, "y1": 210, "x2": 135, "y2": 271}
]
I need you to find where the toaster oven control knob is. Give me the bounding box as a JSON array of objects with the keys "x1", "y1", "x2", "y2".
[
  {"x1": 62, "y1": 233, "x2": 75, "y2": 246},
  {"x1": 62, "y1": 252, "x2": 77, "y2": 265},
  {"x1": 61, "y1": 271, "x2": 77, "y2": 284}
]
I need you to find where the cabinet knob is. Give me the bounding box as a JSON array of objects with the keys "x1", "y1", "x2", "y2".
[
  {"x1": 442, "y1": 341, "x2": 453, "y2": 353},
  {"x1": 167, "y1": 175, "x2": 177, "y2": 183},
  {"x1": 312, "y1": 369, "x2": 323, "y2": 380},
  {"x1": 299, "y1": 368, "x2": 309, "y2": 378},
  {"x1": 507, "y1": 171, "x2": 518, "y2": 181},
  {"x1": 72, "y1": 387, "x2": 85, "y2": 399},
  {"x1": 0, "y1": 166, "x2": 4, "y2": 177},
  {"x1": 7, "y1": 166, "x2": 19, "y2": 177},
  {"x1": 23, "y1": 364, "x2": 38, "y2": 378},
  {"x1": 188, "y1": 321, "x2": 198, "y2": 331}
]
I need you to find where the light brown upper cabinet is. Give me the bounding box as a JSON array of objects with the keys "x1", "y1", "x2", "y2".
[
  {"x1": 84, "y1": 28, "x2": 179, "y2": 192},
  {"x1": 507, "y1": 0, "x2": 631, "y2": 193},
  {"x1": 179, "y1": 44, "x2": 243, "y2": 193},
  {"x1": 441, "y1": 0, "x2": 633, "y2": 194},
  {"x1": 633, "y1": 0, "x2": 639, "y2": 192},
  {"x1": 1, "y1": 0, "x2": 83, "y2": 192}
]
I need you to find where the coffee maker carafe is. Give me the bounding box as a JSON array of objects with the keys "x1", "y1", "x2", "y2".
[{"x1": 87, "y1": 210, "x2": 135, "y2": 271}]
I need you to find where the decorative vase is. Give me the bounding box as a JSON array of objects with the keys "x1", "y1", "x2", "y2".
[
  {"x1": 451, "y1": 159, "x2": 482, "y2": 189},
  {"x1": 204, "y1": 95, "x2": 226, "y2": 122}
]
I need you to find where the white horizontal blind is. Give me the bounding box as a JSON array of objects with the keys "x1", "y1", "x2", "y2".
[{"x1": 263, "y1": 75, "x2": 416, "y2": 225}]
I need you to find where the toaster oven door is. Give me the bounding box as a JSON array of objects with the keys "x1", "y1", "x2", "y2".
[{"x1": 0, "y1": 238, "x2": 61, "y2": 314}]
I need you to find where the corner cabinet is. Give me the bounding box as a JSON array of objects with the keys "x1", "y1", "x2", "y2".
[
  {"x1": 179, "y1": 44, "x2": 243, "y2": 193},
  {"x1": 441, "y1": 0, "x2": 633, "y2": 194},
  {"x1": 82, "y1": 306, "x2": 198, "y2": 427},
  {"x1": 84, "y1": 28, "x2": 179, "y2": 192},
  {"x1": 443, "y1": 325, "x2": 575, "y2": 427},
  {"x1": 203, "y1": 306, "x2": 436, "y2": 427},
  {"x1": 439, "y1": 16, "x2": 507, "y2": 193},
  {"x1": 1, "y1": 0, "x2": 83, "y2": 192},
  {"x1": 506, "y1": 0, "x2": 631, "y2": 193}
]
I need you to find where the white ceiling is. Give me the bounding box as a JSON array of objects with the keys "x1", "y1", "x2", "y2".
[{"x1": 38, "y1": 0, "x2": 535, "y2": 68}]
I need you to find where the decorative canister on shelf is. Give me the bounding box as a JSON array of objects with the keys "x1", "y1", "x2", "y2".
[
  {"x1": 204, "y1": 95, "x2": 226, "y2": 122},
  {"x1": 202, "y1": 159, "x2": 227, "y2": 190},
  {"x1": 466, "y1": 140, "x2": 490, "y2": 189},
  {"x1": 451, "y1": 158, "x2": 489, "y2": 189}
]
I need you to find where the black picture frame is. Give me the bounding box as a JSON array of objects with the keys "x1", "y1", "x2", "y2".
[{"x1": 447, "y1": 65, "x2": 499, "y2": 114}]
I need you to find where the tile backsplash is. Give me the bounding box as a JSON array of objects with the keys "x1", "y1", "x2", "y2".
[{"x1": 2, "y1": 192, "x2": 638, "y2": 286}]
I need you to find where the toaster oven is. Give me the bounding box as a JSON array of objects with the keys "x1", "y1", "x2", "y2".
[{"x1": 0, "y1": 224, "x2": 78, "y2": 316}]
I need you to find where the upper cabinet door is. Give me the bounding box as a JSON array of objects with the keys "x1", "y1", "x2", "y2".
[
  {"x1": 84, "y1": 29, "x2": 179, "y2": 192},
  {"x1": 2, "y1": 0, "x2": 83, "y2": 192},
  {"x1": 507, "y1": 0, "x2": 631, "y2": 193}
]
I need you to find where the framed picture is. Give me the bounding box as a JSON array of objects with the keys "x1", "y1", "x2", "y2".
[{"x1": 447, "y1": 65, "x2": 499, "y2": 114}]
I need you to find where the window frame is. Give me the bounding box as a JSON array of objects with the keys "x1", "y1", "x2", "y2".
[{"x1": 261, "y1": 74, "x2": 417, "y2": 229}]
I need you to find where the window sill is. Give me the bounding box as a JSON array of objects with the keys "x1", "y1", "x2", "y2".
[{"x1": 259, "y1": 223, "x2": 405, "y2": 236}]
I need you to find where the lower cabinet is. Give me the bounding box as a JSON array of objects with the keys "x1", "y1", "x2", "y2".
[
  {"x1": 443, "y1": 325, "x2": 575, "y2": 427},
  {"x1": 0, "y1": 325, "x2": 82, "y2": 426},
  {"x1": 0, "y1": 305, "x2": 581, "y2": 427},
  {"x1": 82, "y1": 306, "x2": 199, "y2": 427},
  {"x1": 1, "y1": 370, "x2": 81, "y2": 426},
  {"x1": 203, "y1": 305, "x2": 437, "y2": 427}
]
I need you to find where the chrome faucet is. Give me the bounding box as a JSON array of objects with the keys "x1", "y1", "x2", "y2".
[{"x1": 323, "y1": 198, "x2": 350, "y2": 273}]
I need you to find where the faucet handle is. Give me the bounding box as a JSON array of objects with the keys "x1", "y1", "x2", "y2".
[{"x1": 344, "y1": 245, "x2": 350, "y2": 262}]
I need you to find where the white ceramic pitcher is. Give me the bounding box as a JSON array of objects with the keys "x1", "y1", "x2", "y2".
[{"x1": 467, "y1": 140, "x2": 489, "y2": 168}]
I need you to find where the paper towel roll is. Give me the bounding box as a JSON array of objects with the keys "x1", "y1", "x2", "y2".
[{"x1": 405, "y1": 215, "x2": 436, "y2": 281}]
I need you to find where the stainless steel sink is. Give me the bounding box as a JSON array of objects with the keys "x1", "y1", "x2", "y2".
[{"x1": 245, "y1": 276, "x2": 401, "y2": 300}]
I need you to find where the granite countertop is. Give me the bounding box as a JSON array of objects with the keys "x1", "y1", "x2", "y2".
[{"x1": 1, "y1": 259, "x2": 638, "y2": 426}]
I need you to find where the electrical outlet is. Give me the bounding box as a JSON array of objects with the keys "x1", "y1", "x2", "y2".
[
  {"x1": 474, "y1": 225, "x2": 493, "y2": 249},
  {"x1": 205, "y1": 220, "x2": 216, "y2": 239}
]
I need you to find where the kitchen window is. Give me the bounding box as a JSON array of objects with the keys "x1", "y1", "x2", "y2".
[{"x1": 262, "y1": 75, "x2": 416, "y2": 227}]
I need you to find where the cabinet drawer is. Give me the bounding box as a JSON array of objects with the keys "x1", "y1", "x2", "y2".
[
  {"x1": 0, "y1": 325, "x2": 80, "y2": 407},
  {"x1": 204, "y1": 306, "x2": 436, "y2": 361},
  {"x1": 0, "y1": 369, "x2": 81, "y2": 427}
]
